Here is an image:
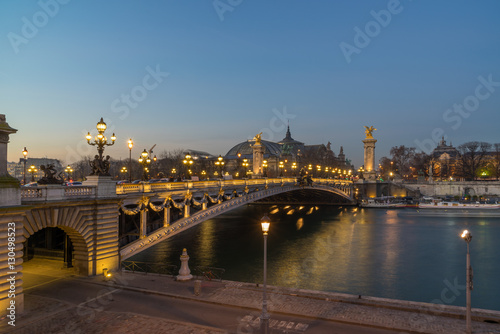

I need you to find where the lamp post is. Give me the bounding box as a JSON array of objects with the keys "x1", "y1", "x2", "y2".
[
  {"x1": 260, "y1": 215, "x2": 271, "y2": 334},
  {"x1": 85, "y1": 117, "x2": 116, "y2": 176},
  {"x1": 64, "y1": 165, "x2": 73, "y2": 181},
  {"x1": 242, "y1": 158, "x2": 249, "y2": 178},
  {"x1": 279, "y1": 161, "x2": 284, "y2": 177},
  {"x1": 138, "y1": 149, "x2": 151, "y2": 181},
  {"x1": 183, "y1": 153, "x2": 194, "y2": 178},
  {"x1": 461, "y1": 230, "x2": 473, "y2": 334},
  {"x1": 120, "y1": 166, "x2": 128, "y2": 180},
  {"x1": 22, "y1": 147, "x2": 28, "y2": 185},
  {"x1": 85, "y1": 117, "x2": 116, "y2": 160},
  {"x1": 128, "y1": 139, "x2": 133, "y2": 182},
  {"x1": 262, "y1": 160, "x2": 268, "y2": 177},
  {"x1": 215, "y1": 155, "x2": 225, "y2": 178},
  {"x1": 28, "y1": 165, "x2": 37, "y2": 182}
]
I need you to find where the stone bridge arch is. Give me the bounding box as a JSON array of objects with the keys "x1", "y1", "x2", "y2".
[{"x1": 22, "y1": 199, "x2": 121, "y2": 276}]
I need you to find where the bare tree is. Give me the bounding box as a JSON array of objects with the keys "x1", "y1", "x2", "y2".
[
  {"x1": 410, "y1": 152, "x2": 430, "y2": 178},
  {"x1": 390, "y1": 146, "x2": 416, "y2": 179},
  {"x1": 457, "y1": 141, "x2": 492, "y2": 180}
]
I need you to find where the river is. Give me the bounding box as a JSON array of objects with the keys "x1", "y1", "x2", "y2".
[{"x1": 129, "y1": 204, "x2": 500, "y2": 311}]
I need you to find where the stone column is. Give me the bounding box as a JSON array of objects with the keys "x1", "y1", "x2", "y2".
[
  {"x1": 139, "y1": 206, "x2": 147, "y2": 239},
  {"x1": 0, "y1": 115, "x2": 24, "y2": 317},
  {"x1": 163, "y1": 203, "x2": 171, "y2": 227},
  {"x1": 252, "y1": 142, "x2": 264, "y2": 178},
  {"x1": 184, "y1": 203, "x2": 190, "y2": 218},
  {"x1": 0, "y1": 115, "x2": 20, "y2": 206},
  {"x1": 363, "y1": 138, "x2": 377, "y2": 181}
]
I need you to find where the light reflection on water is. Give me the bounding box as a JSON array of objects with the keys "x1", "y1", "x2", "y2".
[{"x1": 130, "y1": 205, "x2": 500, "y2": 311}]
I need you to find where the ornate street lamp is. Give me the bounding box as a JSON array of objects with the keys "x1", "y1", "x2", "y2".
[
  {"x1": 22, "y1": 147, "x2": 28, "y2": 185},
  {"x1": 279, "y1": 161, "x2": 284, "y2": 177},
  {"x1": 183, "y1": 153, "x2": 194, "y2": 177},
  {"x1": 128, "y1": 138, "x2": 133, "y2": 182},
  {"x1": 85, "y1": 117, "x2": 116, "y2": 176},
  {"x1": 262, "y1": 160, "x2": 268, "y2": 177},
  {"x1": 215, "y1": 155, "x2": 225, "y2": 178},
  {"x1": 461, "y1": 230, "x2": 473, "y2": 334},
  {"x1": 260, "y1": 215, "x2": 271, "y2": 334},
  {"x1": 120, "y1": 166, "x2": 128, "y2": 179},
  {"x1": 242, "y1": 158, "x2": 249, "y2": 178},
  {"x1": 138, "y1": 149, "x2": 151, "y2": 181},
  {"x1": 28, "y1": 164, "x2": 37, "y2": 182},
  {"x1": 64, "y1": 165, "x2": 73, "y2": 181}
]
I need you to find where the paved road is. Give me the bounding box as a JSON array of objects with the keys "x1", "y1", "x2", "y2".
[{"x1": 23, "y1": 276, "x2": 401, "y2": 334}]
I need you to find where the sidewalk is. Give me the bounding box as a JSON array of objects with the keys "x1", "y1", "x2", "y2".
[
  {"x1": 85, "y1": 271, "x2": 500, "y2": 334},
  {"x1": 6, "y1": 267, "x2": 500, "y2": 334}
]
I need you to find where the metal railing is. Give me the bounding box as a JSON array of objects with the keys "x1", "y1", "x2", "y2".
[
  {"x1": 192, "y1": 266, "x2": 226, "y2": 282},
  {"x1": 121, "y1": 260, "x2": 178, "y2": 277}
]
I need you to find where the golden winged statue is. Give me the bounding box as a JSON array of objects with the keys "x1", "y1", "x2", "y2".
[
  {"x1": 364, "y1": 126, "x2": 377, "y2": 139},
  {"x1": 253, "y1": 132, "x2": 263, "y2": 145}
]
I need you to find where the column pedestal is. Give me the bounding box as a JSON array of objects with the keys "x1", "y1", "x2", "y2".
[{"x1": 363, "y1": 138, "x2": 377, "y2": 181}]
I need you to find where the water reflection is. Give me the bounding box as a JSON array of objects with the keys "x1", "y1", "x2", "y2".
[{"x1": 130, "y1": 205, "x2": 500, "y2": 311}]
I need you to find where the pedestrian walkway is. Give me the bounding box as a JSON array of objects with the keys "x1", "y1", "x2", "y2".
[
  {"x1": 83, "y1": 270, "x2": 500, "y2": 334},
  {"x1": 4, "y1": 264, "x2": 500, "y2": 334}
]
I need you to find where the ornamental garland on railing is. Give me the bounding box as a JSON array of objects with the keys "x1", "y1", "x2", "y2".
[
  {"x1": 192, "y1": 195, "x2": 207, "y2": 207},
  {"x1": 149, "y1": 197, "x2": 169, "y2": 212},
  {"x1": 170, "y1": 199, "x2": 185, "y2": 210},
  {"x1": 121, "y1": 203, "x2": 143, "y2": 215}
]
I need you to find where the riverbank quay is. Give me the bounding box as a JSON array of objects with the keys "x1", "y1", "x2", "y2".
[
  {"x1": 70, "y1": 271, "x2": 500, "y2": 333},
  {"x1": 4, "y1": 269, "x2": 500, "y2": 334}
]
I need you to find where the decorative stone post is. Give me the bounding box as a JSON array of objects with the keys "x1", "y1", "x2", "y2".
[
  {"x1": 362, "y1": 126, "x2": 377, "y2": 181},
  {"x1": 0, "y1": 115, "x2": 20, "y2": 206},
  {"x1": 176, "y1": 248, "x2": 193, "y2": 281},
  {"x1": 252, "y1": 132, "x2": 264, "y2": 178}
]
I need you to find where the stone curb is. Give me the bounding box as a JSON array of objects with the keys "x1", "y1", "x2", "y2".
[
  {"x1": 80, "y1": 275, "x2": 500, "y2": 334},
  {"x1": 236, "y1": 282, "x2": 500, "y2": 323}
]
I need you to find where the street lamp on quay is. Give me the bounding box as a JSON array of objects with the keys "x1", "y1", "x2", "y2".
[
  {"x1": 128, "y1": 139, "x2": 133, "y2": 182},
  {"x1": 22, "y1": 147, "x2": 28, "y2": 185},
  {"x1": 65, "y1": 165, "x2": 73, "y2": 181},
  {"x1": 138, "y1": 149, "x2": 152, "y2": 181},
  {"x1": 461, "y1": 230, "x2": 473, "y2": 334},
  {"x1": 28, "y1": 165, "x2": 37, "y2": 182},
  {"x1": 260, "y1": 215, "x2": 271, "y2": 334}
]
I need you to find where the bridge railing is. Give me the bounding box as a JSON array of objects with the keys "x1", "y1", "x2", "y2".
[
  {"x1": 192, "y1": 266, "x2": 226, "y2": 282},
  {"x1": 116, "y1": 178, "x2": 301, "y2": 195},
  {"x1": 21, "y1": 185, "x2": 96, "y2": 201}
]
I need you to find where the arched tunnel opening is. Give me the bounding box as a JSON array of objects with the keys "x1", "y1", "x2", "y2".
[{"x1": 22, "y1": 227, "x2": 78, "y2": 289}]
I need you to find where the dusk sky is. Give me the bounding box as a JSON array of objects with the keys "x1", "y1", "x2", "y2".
[{"x1": 2, "y1": 0, "x2": 500, "y2": 167}]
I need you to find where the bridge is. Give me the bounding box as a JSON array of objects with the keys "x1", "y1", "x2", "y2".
[{"x1": 1, "y1": 176, "x2": 353, "y2": 314}]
